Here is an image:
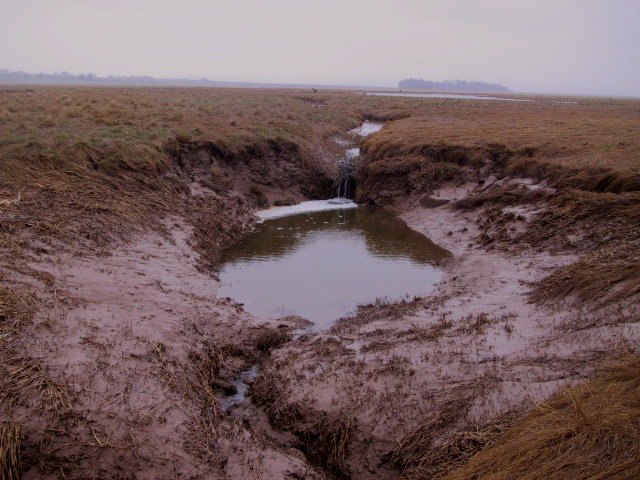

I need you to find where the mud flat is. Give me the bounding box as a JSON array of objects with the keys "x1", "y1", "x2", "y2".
[{"x1": 4, "y1": 217, "x2": 328, "y2": 478}]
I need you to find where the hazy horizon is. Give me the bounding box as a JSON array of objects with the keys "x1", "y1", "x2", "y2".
[{"x1": 2, "y1": 0, "x2": 639, "y2": 97}]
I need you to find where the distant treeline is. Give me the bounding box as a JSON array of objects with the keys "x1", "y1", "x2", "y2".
[
  {"x1": 0, "y1": 69, "x2": 233, "y2": 87},
  {"x1": 398, "y1": 78, "x2": 509, "y2": 93},
  {"x1": 0, "y1": 69, "x2": 357, "y2": 90}
]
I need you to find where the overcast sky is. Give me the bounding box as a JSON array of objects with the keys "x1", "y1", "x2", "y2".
[{"x1": 2, "y1": 0, "x2": 639, "y2": 96}]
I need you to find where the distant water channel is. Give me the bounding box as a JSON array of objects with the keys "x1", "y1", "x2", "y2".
[
  {"x1": 365, "y1": 92, "x2": 533, "y2": 102},
  {"x1": 218, "y1": 205, "x2": 449, "y2": 330}
]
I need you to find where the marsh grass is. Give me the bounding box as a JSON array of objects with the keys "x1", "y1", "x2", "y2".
[
  {"x1": 0, "y1": 424, "x2": 21, "y2": 480},
  {"x1": 255, "y1": 328, "x2": 291, "y2": 352},
  {"x1": 356, "y1": 98, "x2": 640, "y2": 304},
  {"x1": 0, "y1": 281, "x2": 72, "y2": 479},
  {"x1": 534, "y1": 236, "x2": 640, "y2": 303},
  {"x1": 443, "y1": 355, "x2": 640, "y2": 480}
]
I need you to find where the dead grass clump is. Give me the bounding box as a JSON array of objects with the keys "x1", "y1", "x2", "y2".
[
  {"x1": 455, "y1": 183, "x2": 549, "y2": 210},
  {"x1": 579, "y1": 170, "x2": 640, "y2": 194},
  {"x1": 524, "y1": 190, "x2": 640, "y2": 247},
  {"x1": 391, "y1": 393, "x2": 476, "y2": 477},
  {"x1": 0, "y1": 347, "x2": 72, "y2": 416},
  {"x1": 533, "y1": 236, "x2": 640, "y2": 303},
  {"x1": 331, "y1": 297, "x2": 423, "y2": 334},
  {"x1": 160, "y1": 341, "x2": 232, "y2": 464},
  {"x1": 0, "y1": 146, "x2": 178, "y2": 253},
  {"x1": 0, "y1": 424, "x2": 21, "y2": 480},
  {"x1": 0, "y1": 285, "x2": 35, "y2": 328},
  {"x1": 299, "y1": 414, "x2": 352, "y2": 478},
  {"x1": 255, "y1": 328, "x2": 290, "y2": 352},
  {"x1": 398, "y1": 416, "x2": 514, "y2": 480},
  {"x1": 186, "y1": 341, "x2": 225, "y2": 409},
  {"x1": 443, "y1": 354, "x2": 640, "y2": 480},
  {"x1": 455, "y1": 313, "x2": 496, "y2": 335}
]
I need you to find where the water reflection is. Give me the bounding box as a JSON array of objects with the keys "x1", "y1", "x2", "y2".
[{"x1": 218, "y1": 208, "x2": 449, "y2": 329}]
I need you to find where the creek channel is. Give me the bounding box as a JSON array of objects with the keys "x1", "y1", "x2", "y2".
[{"x1": 217, "y1": 120, "x2": 449, "y2": 409}]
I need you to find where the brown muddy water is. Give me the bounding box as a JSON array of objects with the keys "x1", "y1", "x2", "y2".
[{"x1": 218, "y1": 206, "x2": 449, "y2": 330}]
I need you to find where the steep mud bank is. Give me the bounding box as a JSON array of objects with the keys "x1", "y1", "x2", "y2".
[
  {"x1": 6, "y1": 219, "x2": 322, "y2": 479},
  {"x1": 0, "y1": 130, "x2": 341, "y2": 478},
  {"x1": 355, "y1": 130, "x2": 640, "y2": 304},
  {"x1": 166, "y1": 136, "x2": 335, "y2": 208}
]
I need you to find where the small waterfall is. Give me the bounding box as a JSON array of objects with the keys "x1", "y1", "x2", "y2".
[{"x1": 335, "y1": 148, "x2": 359, "y2": 199}]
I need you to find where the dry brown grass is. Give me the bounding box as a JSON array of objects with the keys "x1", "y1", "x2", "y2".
[
  {"x1": 3, "y1": 88, "x2": 638, "y2": 265},
  {"x1": 0, "y1": 424, "x2": 21, "y2": 480},
  {"x1": 0, "y1": 280, "x2": 72, "y2": 478},
  {"x1": 361, "y1": 98, "x2": 640, "y2": 173},
  {"x1": 389, "y1": 390, "x2": 512, "y2": 480},
  {"x1": 255, "y1": 327, "x2": 291, "y2": 352},
  {"x1": 443, "y1": 354, "x2": 640, "y2": 480},
  {"x1": 159, "y1": 341, "x2": 228, "y2": 464},
  {"x1": 0, "y1": 86, "x2": 369, "y2": 271},
  {"x1": 358, "y1": 95, "x2": 640, "y2": 200},
  {"x1": 0, "y1": 347, "x2": 71, "y2": 417},
  {"x1": 2, "y1": 86, "x2": 639, "y2": 477},
  {"x1": 534, "y1": 236, "x2": 640, "y2": 303},
  {"x1": 395, "y1": 415, "x2": 514, "y2": 480},
  {"x1": 0, "y1": 285, "x2": 35, "y2": 329},
  {"x1": 250, "y1": 365, "x2": 353, "y2": 477},
  {"x1": 299, "y1": 413, "x2": 352, "y2": 478},
  {"x1": 355, "y1": 95, "x2": 640, "y2": 304},
  {"x1": 0, "y1": 143, "x2": 177, "y2": 251}
]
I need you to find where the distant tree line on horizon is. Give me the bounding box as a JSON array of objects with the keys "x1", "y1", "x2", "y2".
[
  {"x1": 398, "y1": 78, "x2": 509, "y2": 93},
  {"x1": 0, "y1": 69, "x2": 220, "y2": 87},
  {"x1": 0, "y1": 69, "x2": 326, "y2": 89}
]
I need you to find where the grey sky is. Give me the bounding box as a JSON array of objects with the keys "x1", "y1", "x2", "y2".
[{"x1": 2, "y1": 0, "x2": 639, "y2": 96}]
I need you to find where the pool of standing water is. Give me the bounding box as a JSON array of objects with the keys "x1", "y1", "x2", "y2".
[{"x1": 218, "y1": 205, "x2": 449, "y2": 330}]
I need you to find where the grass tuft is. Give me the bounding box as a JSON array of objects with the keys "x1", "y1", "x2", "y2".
[
  {"x1": 0, "y1": 424, "x2": 21, "y2": 480},
  {"x1": 443, "y1": 355, "x2": 640, "y2": 480}
]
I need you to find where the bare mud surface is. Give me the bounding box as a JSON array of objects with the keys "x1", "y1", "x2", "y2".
[{"x1": 13, "y1": 217, "x2": 323, "y2": 479}]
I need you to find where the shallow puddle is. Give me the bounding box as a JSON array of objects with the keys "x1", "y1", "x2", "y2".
[
  {"x1": 218, "y1": 206, "x2": 449, "y2": 329},
  {"x1": 349, "y1": 120, "x2": 384, "y2": 136}
]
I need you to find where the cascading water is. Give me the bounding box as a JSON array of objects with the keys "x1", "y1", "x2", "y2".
[
  {"x1": 336, "y1": 159, "x2": 354, "y2": 198},
  {"x1": 333, "y1": 120, "x2": 382, "y2": 199},
  {"x1": 335, "y1": 148, "x2": 359, "y2": 198}
]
